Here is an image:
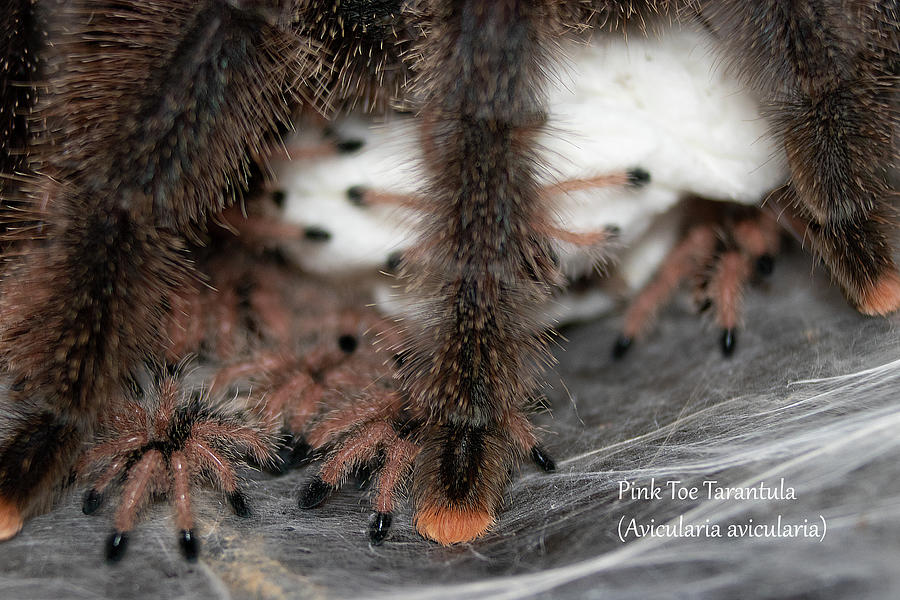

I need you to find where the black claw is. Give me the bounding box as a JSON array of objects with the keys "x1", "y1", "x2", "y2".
[
  {"x1": 303, "y1": 226, "x2": 332, "y2": 242},
  {"x1": 530, "y1": 445, "x2": 556, "y2": 472},
  {"x1": 611, "y1": 336, "x2": 633, "y2": 360},
  {"x1": 347, "y1": 185, "x2": 367, "y2": 206},
  {"x1": 385, "y1": 250, "x2": 404, "y2": 272},
  {"x1": 369, "y1": 512, "x2": 393, "y2": 546},
  {"x1": 335, "y1": 139, "x2": 364, "y2": 154},
  {"x1": 338, "y1": 334, "x2": 358, "y2": 354},
  {"x1": 226, "y1": 490, "x2": 251, "y2": 518},
  {"x1": 697, "y1": 275, "x2": 711, "y2": 294},
  {"x1": 756, "y1": 254, "x2": 775, "y2": 276},
  {"x1": 179, "y1": 529, "x2": 199, "y2": 562},
  {"x1": 721, "y1": 328, "x2": 737, "y2": 357},
  {"x1": 271, "y1": 189, "x2": 286, "y2": 208},
  {"x1": 105, "y1": 531, "x2": 128, "y2": 563},
  {"x1": 299, "y1": 476, "x2": 334, "y2": 509},
  {"x1": 604, "y1": 224, "x2": 621, "y2": 237},
  {"x1": 82, "y1": 489, "x2": 104, "y2": 515},
  {"x1": 626, "y1": 167, "x2": 651, "y2": 187}
]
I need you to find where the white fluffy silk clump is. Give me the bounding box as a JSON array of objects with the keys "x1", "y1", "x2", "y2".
[{"x1": 271, "y1": 26, "x2": 786, "y2": 320}]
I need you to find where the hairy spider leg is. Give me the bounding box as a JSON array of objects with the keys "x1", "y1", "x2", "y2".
[
  {"x1": 695, "y1": 0, "x2": 900, "y2": 315},
  {"x1": 0, "y1": 0, "x2": 318, "y2": 534}
]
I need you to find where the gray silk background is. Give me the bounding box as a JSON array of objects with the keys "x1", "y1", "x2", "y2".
[{"x1": 1, "y1": 249, "x2": 898, "y2": 600}]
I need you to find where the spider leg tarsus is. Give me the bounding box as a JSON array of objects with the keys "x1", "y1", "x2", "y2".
[
  {"x1": 611, "y1": 335, "x2": 633, "y2": 360},
  {"x1": 530, "y1": 445, "x2": 556, "y2": 473},
  {"x1": 0, "y1": 498, "x2": 23, "y2": 541},
  {"x1": 298, "y1": 476, "x2": 334, "y2": 510},
  {"x1": 721, "y1": 328, "x2": 737, "y2": 358},
  {"x1": 626, "y1": 167, "x2": 651, "y2": 188},
  {"x1": 271, "y1": 189, "x2": 286, "y2": 208},
  {"x1": 178, "y1": 529, "x2": 199, "y2": 562},
  {"x1": 303, "y1": 226, "x2": 332, "y2": 242},
  {"x1": 335, "y1": 139, "x2": 364, "y2": 154},
  {"x1": 346, "y1": 185, "x2": 367, "y2": 206},
  {"x1": 369, "y1": 512, "x2": 392, "y2": 546},
  {"x1": 82, "y1": 489, "x2": 104, "y2": 515},
  {"x1": 858, "y1": 272, "x2": 900, "y2": 316},
  {"x1": 385, "y1": 251, "x2": 404, "y2": 273},
  {"x1": 105, "y1": 531, "x2": 128, "y2": 563},
  {"x1": 226, "y1": 490, "x2": 251, "y2": 518}
]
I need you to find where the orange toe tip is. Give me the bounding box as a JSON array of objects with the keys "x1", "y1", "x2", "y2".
[
  {"x1": 0, "y1": 498, "x2": 23, "y2": 541},
  {"x1": 414, "y1": 504, "x2": 494, "y2": 546},
  {"x1": 858, "y1": 271, "x2": 900, "y2": 316}
]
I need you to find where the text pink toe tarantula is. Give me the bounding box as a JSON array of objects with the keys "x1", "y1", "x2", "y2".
[{"x1": 0, "y1": 0, "x2": 897, "y2": 548}]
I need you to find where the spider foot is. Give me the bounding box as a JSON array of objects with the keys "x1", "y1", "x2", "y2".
[
  {"x1": 78, "y1": 368, "x2": 278, "y2": 563},
  {"x1": 614, "y1": 197, "x2": 782, "y2": 359},
  {"x1": 410, "y1": 409, "x2": 549, "y2": 546},
  {"x1": 208, "y1": 304, "x2": 392, "y2": 475},
  {"x1": 298, "y1": 391, "x2": 419, "y2": 546},
  {"x1": 300, "y1": 389, "x2": 557, "y2": 546}
]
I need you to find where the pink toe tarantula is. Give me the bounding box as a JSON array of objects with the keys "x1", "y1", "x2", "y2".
[{"x1": 0, "y1": 0, "x2": 897, "y2": 550}]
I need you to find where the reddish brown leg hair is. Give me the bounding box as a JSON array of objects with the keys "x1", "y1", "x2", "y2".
[
  {"x1": 614, "y1": 198, "x2": 783, "y2": 358},
  {"x1": 348, "y1": 166, "x2": 647, "y2": 213},
  {"x1": 618, "y1": 225, "x2": 718, "y2": 344}
]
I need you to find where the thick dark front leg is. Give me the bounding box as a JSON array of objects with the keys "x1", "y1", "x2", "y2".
[
  {"x1": 397, "y1": 0, "x2": 562, "y2": 545},
  {"x1": 0, "y1": 0, "x2": 311, "y2": 538},
  {"x1": 696, "y1": 0, "x2": 900, "y2": 315}
]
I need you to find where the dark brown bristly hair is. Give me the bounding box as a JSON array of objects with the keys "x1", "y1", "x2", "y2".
[
  {"x1": 0, "y1": 0, "x2": 319, "y2": 538},
  {"x1": 300, "y1": 0, "x2": 413, "y2": 112},
  {"x1": 693, "y1": 0, "x2": 900, "y2": 315},
  {"x1": 398, "y1": 0, "x2": 564, "y2": 545}
]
